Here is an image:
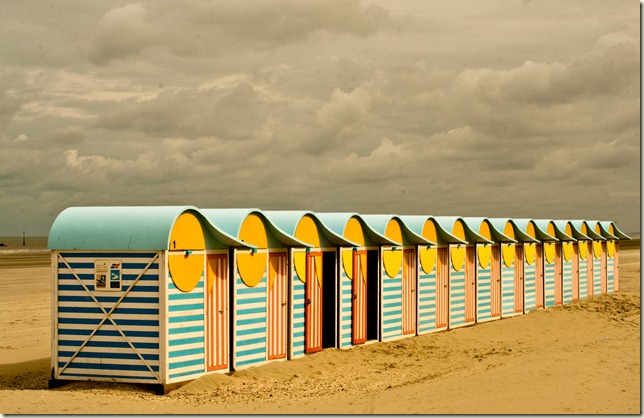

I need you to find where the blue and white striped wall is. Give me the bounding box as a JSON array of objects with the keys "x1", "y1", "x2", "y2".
[
  {"x1": 561, "y1": 253, "x2": 574, "y2": 305},
  {"x1": 339, "y1": 249, "x2": 353, "y2": 349},
  {"x1": 290, "y1": 254, "x2": 307, "y2": 358},
  {"x1": 53, "y1": 251, "x2": 162, "y2": 384},
  {"x1": 232, "y1": 262, "x2": 268, "y2": 369},
  {"x1": 380, "y1": 251, "x2": 405, "y2": 341},
  {"x1": 476, "y1": 251, "x2": 495, "y2": 322},
  {"x1": 543, "y1": 259, "x2": 557, "y2": 308},
  {"x1": 523, "y1": 255, "x2": 538, "y2": 313},
  {"x1": 448, "y1": 251, "x2": 467, "y2": 328},
  {"x1": 500, "y1": 249, "x2": 518, "y2": 317},
  {"x1": 165, "y1": 256, "x2": 205, "y2": 383},
  {"x1": 417, "y1": 261, "x2": 441, "y2": 334},
  {"x1": 592, "y1": 254, "x2": 602, "y2": 296}
]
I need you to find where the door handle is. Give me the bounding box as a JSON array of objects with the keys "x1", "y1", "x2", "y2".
[
  {"x1": 281, "y1": 302, "x2": 286, "y2": 307},
  {"x1": 306, "y1": 298, "x2": 311, "y2": 305},
  {"x1": 218, "y1": 310, "x2": 223, "y2": 314},
  {"x1": 353, "y1": 294, "x2": 357, "y2": 300}
]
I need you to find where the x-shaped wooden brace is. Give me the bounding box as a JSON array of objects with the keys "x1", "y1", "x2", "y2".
[{"x1": 57, "y1": 253, "x2": 160, "y2": 380}]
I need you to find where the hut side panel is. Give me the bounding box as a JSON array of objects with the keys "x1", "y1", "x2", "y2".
[
  {"x1": 381, "y1": 260, "x2": 403, "y2": 341},
  {"x1": 592, "y1": 255, "x2": 602, "y2": 296},
  {"x1": 290, "y1": 265, "x2": 306, "y2": 359},
  {"x1": 417, "y1": 263, "x2": 439, "y2": 334},
  {"x1": 475, "y1": 248, "x2": 497, "y2": 323},
  {"x1": 339, "y1": 264, "x2": 353, "y2": 348},
  {"x1": 562, "y1": 255, "x2": 574, "y2": 305},
  {"x1": 166, "y1": 272, "x2": 206, "y2": 382},
  {"x1": 578, "y1": 251, "x2": 588, "y2": 300},
  {"x1": 54, "y1": 252, "x2": 161, "y2": 384},
  {"x1": 233, "y1": 274, "x2": 268, "y2": 368},
  {"x1": 500, "y1": 253, "x2": 516, "y2": 317},
  {"x1": 523, "y1": 258, "x2": 538, "y2": 313},
  {"x1": 543, "y1": 260, "x2": 556, "y2": 308},
  {"x1": 607, "y1": 253, "x2": 615, "y2": 294}
]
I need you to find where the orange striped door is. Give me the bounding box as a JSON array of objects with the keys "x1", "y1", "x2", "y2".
[
  {"x1": 206, "y1": 254, "x2": 228, "y2": 371},
  {"x1": 555, "y1": 244, "x2": 563, "y2": 305},
  {"x1": 535, "y1": 244, "x2": 544, "y2": 308},
  {"x1": 491, "y1": 246, "x2": 501, "y2": 317},
  {"x1": 402, "y1": 249, "x2": 416, "y2": 335},
  {"x1": 465, "y1": 247, "x2": 476, "y2": 323},
  {"x1": 600, "y1": 242, "x2": 607, "y2": 295},
  {"x1": 305, "y1": 252, "x2": 323, "y2": 353},
  {"x1": 268, "y1": 253, "x2": 288, "y2": 360},
  {"x1": 572, "y1": 244, "x2": 579, "y2": 301},
  {"x1": 352, "y1": 250, "x2": 367, "y2": 345},
  {"x1": 514, "y1": 245, "x2": 524, "y2": 313},
  {"x1": 436, "y1": 248, "x2": 449, "y2": 328}
]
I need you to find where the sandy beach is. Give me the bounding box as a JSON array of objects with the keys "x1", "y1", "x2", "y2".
[{"x1": 0, "y1": 242, "x2": 639, "y2": 414}]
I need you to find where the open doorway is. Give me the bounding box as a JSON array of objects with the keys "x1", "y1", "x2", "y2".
[{"x1": 322, "y1": 251, "x2": 337, "y2": 349}]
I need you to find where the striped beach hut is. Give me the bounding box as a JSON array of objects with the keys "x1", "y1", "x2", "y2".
[
  {"x1": 262, "y1": 211, "x2": 357, "y2": 358},
  {"x1": 360, "y1": 215, "x2": 434, "y2": 341},
  {"x1": 398, "y1": 216, "x2": 467, "y2": 334},
  {"x1": 314, "y1": 213, "x2": 397, "y2": 348},
  {"x1": 569, "y1": 220, "x2": 605, "y2": 300},
  {"x1": 488, "y1": 219, "x2": 540, "y2": 317},
  {"x1": 514, "y1": 219, "x2": 558, "y2": 309},
  {"x1": 48, "y1": 206, "x2": 251, "y2": 393},
  {"x1": 200, "y1": 209, "x2": 309, "y2": 370},
  {"x1": 533, "y1": 220, "x2": 575, "y2": 307},
  {"x1": 431, "y1": 217, "x2": 493, "y2": 329},
  {"x1": 555, "y1": 221, "x2": 593, "y2": 302},
  {"x1": 460, "y1": 218, "x2": 516, "y2": 323},
  {"x1": 593, "y1": 221, "x2": 631, "y2": 295}
]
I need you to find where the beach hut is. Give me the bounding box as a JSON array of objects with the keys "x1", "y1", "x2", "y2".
[
  {"x1": 569, "y1": 221, "x2": 604, "y2": 300},
  {"x1": 460, "y1": 218, "x2": 516, "y2": 323},
  {"x1": 514, "y1": 219, "x2": 558, "y2": 309},
  {"x1": 488, "y1": 219, "x2": 540, "y2": 317},
  {"x1": 200, "y1": 209, "x2": 310, "y2": 370},
  {"x1": 360, "y1": 215, "x2": 434, "y2": 341},
  {"x1": 48, "y1": 206, "x2": 251, "y2": 393},
  {"x1": 431, "y1": 217, "x2": 493, "y2": 329},
  {"x1": 533, "y1": 220, "x2": 575, "y2": 307},
  {"x1": 262, "y1": 211, "x2": 357, "y2": 357},
  {"x1": 594, "y1": 221, "x2": 630, "y2": 295},
  {"x1": 398, "y1": 216, "x2": 467, "y2": 334},
  {"x1": 314, "y1": 213, "x2": 397, "y2": 348},
  {"x1": 555, "y1": 221, "x2": 593, "y2": 302}
]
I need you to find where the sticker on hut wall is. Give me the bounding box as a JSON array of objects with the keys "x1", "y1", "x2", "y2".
[
  {"x1": 294, "y1": 251, "x2": 306, "y2": 283},
  {"x1": 95, "y1": 259, "x2": 122, "y2": 291},
  {"x1": 383, "y1": 247, "x2": 402, "y2": 278},
  {"x1": 578, "y1": 241, "x2": 588, "y2": 260},
  {"x1": 592, "y1": 241, "x2": 602, "y2": 259},
  {"x1": 607, "y1": 241, "x2": 615, "y2": 258}
]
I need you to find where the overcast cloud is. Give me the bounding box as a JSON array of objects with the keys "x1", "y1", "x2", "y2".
[{"x1": 0, "y1": 0, "x2": 639, "y2": 236}]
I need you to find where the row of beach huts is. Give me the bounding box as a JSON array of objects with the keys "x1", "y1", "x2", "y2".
[{"x1": 47, "y1": 206, "x2": 630, "y2": 393}]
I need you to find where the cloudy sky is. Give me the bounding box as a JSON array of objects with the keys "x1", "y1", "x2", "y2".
[{"x1": 0, "y1": 0, "x2": 640, "y2": 237}]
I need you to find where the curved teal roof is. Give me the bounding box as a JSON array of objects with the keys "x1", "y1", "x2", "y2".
[
  {"x1": 588, "y1": 220, "x2": 618, "y2": 241},
  {"x1": 460, "y1": 217, "x2": 516, "y2": 243},
  {"x1": 360, "y1": 214, "x2": 435, "y2": 246},
  {"x1": 553, "y1": 220, "x2": 591, "y2": 241},
  {"x1": 432, "y1": 216, "x2": 494, "y2": 245},
  {"x1": 262, "y1": 210, "x2": 357, "y2": 247},
  {"x1": 488, "y1": 218, "x2": 540, "y2": 243},
  {"x1": 533, "y1": 219, "x2": 574, "y2": 241},
  {"x1": 200, "y1": 209, "x2": 311, "y2": 248},
  {"x1": 569, "y1": 220, "x2": 605, "y2": 240},
  {"x1": 599, "y1": 221, "x2": 631, "y2": 240},
  {"x1": 398, "y1": 215, "x2": 467, "y2": 246},
  {"x1": 48, "y1": 206, "x2": 250, "y2": 250},
  {"x1": 314, "y1": 212, "x2": 398, "y2": 246},
  {"x1": 511, "y1": 219, "x2": 557, "y2": 241}
]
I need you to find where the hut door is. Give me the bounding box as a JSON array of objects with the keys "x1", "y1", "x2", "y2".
[
  {"x1": 268, "y1": 253, "x2": 288, "y2": 360},
  {"x1": 514, "y1": 246, "x2": 524, "y2": 313},
  {"x1": 491, "y1": 246, "x2": 501, "y2": 318},
  {"x1": 600, "y1": 243, "x2": 607, "y2": 295},
  {"x1": 402, "y1": 249, "x2": 416, "y2": 335},
  {"x1": 572, "y1": 245, "x2": 580, "y2": 301},
  {"x1": 554, "y1": 244, "x2": 563, "y2": 306},
  {"x1": 436, "y1": 248, "x2": 449, "y2": 328},
  {"x1": 206, "y1": 254, "x2": 228, "y2": 371},
  {"x1": 465, "y1": 247, "x2": 476, "y2": 323},
  {"x1": 305, "y1": 252, "x2": 323, "y2": 353},
  {"x1": 351, "y1": 250, "x2": 367, "y2": 345},
  {"x1": 535, "y1": 244, "x2": 544, "y2": 308}
]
